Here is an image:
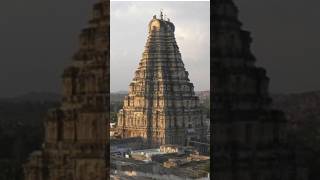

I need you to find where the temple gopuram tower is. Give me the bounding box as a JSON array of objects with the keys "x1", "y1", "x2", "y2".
[
  {"x1": 23, "y1": 0, "x2": 109, "y2": 179},
  {"x1": 117, "y1": 13, "x2": 206, "y2": 147},
  {"x1": 212, "y1": 0, "x2": 307, "y2": 179}
]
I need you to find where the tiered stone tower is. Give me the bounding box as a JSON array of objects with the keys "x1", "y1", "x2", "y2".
[
  {"x1": 117, "y1": 13, "x2": 206, "y2": 147},
  {"x1": 23, "y1": 0, "x2": 109, "y2": 179},
  {"x1": 212, "y1": 0, "x2": 306, "y2": 179}
]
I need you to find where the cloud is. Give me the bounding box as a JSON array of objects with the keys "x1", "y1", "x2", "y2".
[{"x1": 111, "y1": 1, "x2": 210, "y2": 92}]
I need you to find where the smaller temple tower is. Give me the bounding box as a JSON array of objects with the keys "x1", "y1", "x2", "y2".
[{"x1": 117, "y1": 13, "x2": 207, "y2": 147}]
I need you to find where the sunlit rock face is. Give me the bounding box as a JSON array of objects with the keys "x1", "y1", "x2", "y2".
[
  {"x1": 116, "y1": 14, "x2": 206, "y2": 147},
  {"x1": 212, "y1": 0, "x2": 307, "y2": 179},
  {"x1": 23, "y1": 0, "x2": 109, "y2": 179}
]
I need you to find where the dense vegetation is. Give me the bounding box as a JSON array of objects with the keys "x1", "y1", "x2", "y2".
[
  {"x1": 110, "y1": 93, "x2": 126, "y2": 123},
  {"x1": 0, "y1": 95, "x2": 59, "y2": 180},
  {"x1": 110, "y1": 101, "x2": 123, "y2": 123},
  {"x1": 272, "y1": 92, "x2": 320, "y2": 179}
]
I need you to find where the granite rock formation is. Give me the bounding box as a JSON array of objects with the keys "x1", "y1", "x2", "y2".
[
  {"x1": 212, "y1": 0, "x2": 307, "y2": 179},
  {"x1": 116, "y1": 13, "x2": 206, "y2": 147},
  {"x1": 23, "y1": 0, "x2": 109, "y2": 179}
]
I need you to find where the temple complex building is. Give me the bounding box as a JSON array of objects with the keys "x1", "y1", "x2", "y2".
[
  {"x1": 116, "y1": 13, "x2": 207, "y2": 147},
  {"x1": 212, "y1": 0, "x2": 307, "y2": 179},
  {"x1": 23, "y1": 0, "x2": 109, "y2": 179}
]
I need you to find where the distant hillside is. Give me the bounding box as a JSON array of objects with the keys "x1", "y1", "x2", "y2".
[
  {"x1": 0, "y1": 92, "x2": 59, "y2": 179},
  {"x1": 271, "y1": 91, "x2": 320, "y2": 128},
  {"x1": 111, "y1": 90, "x2": 210, "y2": 103},
  {"x1": 195, "y1": 91, "x2": 210, "y2": 103},
  {"x1": 0, "y1": 92, "x2": 61, "y2": 103},
  {"x1": 195, "y1": 90, "x2": 210, "y2": 97},
  {"x1": 110, "y1": 92, "x2": 127, "y2": 103},
  {"x1": 272, "y1": 91, "x2": 320, "y2": 178}
]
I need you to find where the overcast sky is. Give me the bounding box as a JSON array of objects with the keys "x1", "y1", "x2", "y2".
[
  {"x1": 0, "y1": 1, "x2": 319, "y2": 97},
  {"x1": 0, "y1": 0, "x2": 94, "y2": 97},
  {"x1": 235, "y1": 0, "x2": 320, "y2": 93},
  {"x1": 110, "y1": 1, "x2": 210, "y2": 92}
]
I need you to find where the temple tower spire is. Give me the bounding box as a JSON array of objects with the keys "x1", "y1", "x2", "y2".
[{"x1": 116, "y1": 14, "x2": 206, "y2": 147}]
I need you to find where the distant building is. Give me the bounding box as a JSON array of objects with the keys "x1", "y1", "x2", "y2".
[
  {"x1": 160, "y1": 144, "x2": 183, "y2": 154},
  {"x1": 117, "y1": 12, "x2": 207, "y2": 147},
  {"x1": 110, "y1": 122, "x2": 116, "y2": 128},
  {"x1": 160, "y1": 144, "x2": 196, "y2": 155},
  {"x1": 111, "y1": 153, "x2": 209, "y2": 179},
  {"x1": 110, "y1": 137, "x2": 145, "y2": 152},
  {"x1": 110, "y1": 122, "x2": 117, "y2": 137},
  {"x1": 130, "y1": 148, "x2": 165, "y2": 161},
  {"x1": 163, "y1": 158, "x2": 189, "y2": 168}
]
